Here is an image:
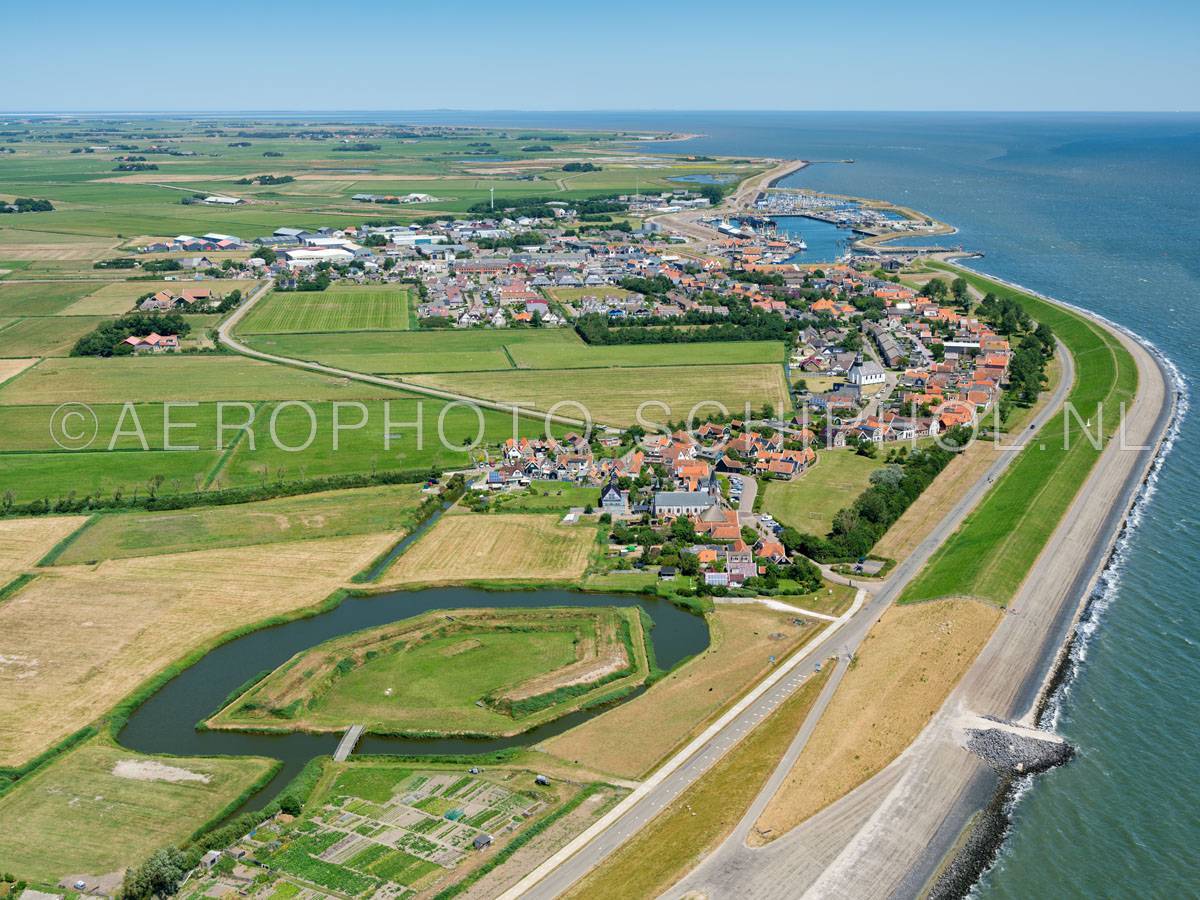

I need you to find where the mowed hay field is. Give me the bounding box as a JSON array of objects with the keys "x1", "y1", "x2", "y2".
[
  {"x1": 408, "y1": 363, "x2": 789, "y2": 427},
  {"x1": 541, "y1": 606, "x2": 821, "y2": 779},
  {"x1": 749, "y1": 598, "x2": 1002, "y2": 843},
  {"x1": 0, "y1": 515, "x2": 88, "y2": 583},
  {"x1": 0, "y1": 315, "x2": 110, "y2": 357},
  {"x1": 0, "y1": 356, "x2": 38, "y2": 387},
  {"x1": 762, "y1": 449, "x2": 885, "y2": 535},
  {"x1": 239, "y1": 285, "x2": 413, "y2": 334},
  {"x1": 0, "y1": 355, "x2": 405, "y2": 404},
  {"x1": 378, "y1": 513, "x2": 597, "y2": 586},
  {"x1": 0, "y1": 281, "x2": 103, "y2": 317},
  {"x1": 55, "y1": 482, "x2": 427, "y2": 564},
  {"x1": 0, "y1": 532, "x2": 396, "y2": 766},
  {"x1": 0, "y1": 738, "x2": 275, "y2": 884}
]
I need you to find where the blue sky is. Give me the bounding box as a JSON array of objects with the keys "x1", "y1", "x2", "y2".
[{"x1": 3, "y1": 0, "x2": 1197, "y2": 111}]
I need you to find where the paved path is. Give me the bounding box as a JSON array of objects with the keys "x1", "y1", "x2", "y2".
[
  {"x1": 333, "y1": 724, "x2": 364, "y2": 762},
  {"x1": 505, "y1": 336, "x2": 1074, "y2": 899},
  {"x1": 217, "y1": 280, "x2": 591, "y2": 429},
  {"x1": 667, "y1": 304, "x2": 1174, "y2": 900}
]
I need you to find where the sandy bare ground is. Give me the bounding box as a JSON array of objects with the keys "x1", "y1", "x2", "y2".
[
  {"x1": 376, "y1": 513, "x2": 596, "y2": 586},
  {"x1": 0, "y1": 532, "x2": 396, "y2": 766},
  {"x1": 111, "y1": 758, "x2": 210, "y2": 783},
  {"x1": 749, "y1": 598, "x2": 1001, "y2": 844},
  {"x1": 0, "y1": 357, "x2": 39, "y2": 388},
  {"x1": 0, "y1": 515, "x2": 88, "y2": 585}
]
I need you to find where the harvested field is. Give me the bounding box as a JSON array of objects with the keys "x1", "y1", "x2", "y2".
[
  {"x1": 208, "y1": 606, "x2": 649, "y2": 736},
  {"x1": 0, "y1": 242, "x2": 114, "y2": 260},
  {"x1": 377, "y1": 513, "x2": 597, "y2": 586},
  {"x1": 407, "y1": 363, "x2": 789, "y2": 427},
  {"x1": 0, "y1": 738, "x2": 275, "y2": 884},
  {"x1": 0, "y1": 532, "x2": 396, "y2": 766},
  {"x1": 0, "y1": 515, "x2": 88, "y2": 584},
  {"x1": 54, "y1": 482, "x2": 426, "y2": 564},
  {"x1": 749, "y1": 598, "x2": 1002, "y2": 843},
  {"x1": 0, "y1": 356, "x2": 38, "y2": 386},
  {"x1": 541, "y1": 606, "x2": 821, "y2": 779},
  {"x1": 0, "y1": 315, "x2": 110, "y2": 357}
]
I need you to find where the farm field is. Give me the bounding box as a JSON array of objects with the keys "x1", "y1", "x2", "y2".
[
  {"x1": 750, "y1": 598, "x2": 1001, "y2": 842},
  {"x1": 0, "y1": 356, "x2": 38, "y2": 386},
  {"x1": 0, "y1": 281, "x2": 103, "y2": 316},
  {"x1": 377, "y1": 512, "x2": 597, "y2": 586},
  {"x1": 0, "y1": 738, "x2": 276, "y2": 885},
  {"x1": 239, "y1": 285, "x2": 414, "y2": 334},
  {"x1": 0, "y1": 532, "x2": 397, "y2": 766},
  {"x1": 58, "y1": 278, "x2": 260, "y2": 316},
  {"x1": 55, "y1": 482, "x2": 427, "y2": 564},
  {"x1": 0, "y1": 514, "x2": 87, "y2": 584},
  {"x1": 541, "y1": 605, "x2": 821, "y2": 779},
  {"x1": 762, "y1": 450, "x2": 886, "y2": 536},
  {"x1": 208, "y1": 606, "x2": 649, "y2": 736},
  {"x1": 0, "y1": 314, "x2": 109, "y2": 356},
  {"x1": 408, "y1": 363, "x2": 789, "y2": 426},
  {"x1": 0, "y1": 355, "x2": 407, "y2": 405},
  {"x1": 0, "y1": 446, "x2": 224, "y2": 504},
  {"x1": 566, "y1": 667, "x2": 833, "y2": 900},
  {"x1": 901, "y1": 266, "x2": 1136, "y2": 605}
]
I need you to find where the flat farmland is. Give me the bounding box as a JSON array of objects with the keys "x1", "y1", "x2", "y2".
[
  {"x1": 0, "y1": 281, "x2": 104, "y2": 316},
  {"x1": 762, "y1": 450, "x2": 886, "y2": 535},
  {"x1": 0, "y1": 356, "x2": 38, "y2": 386},
  {"x1": 0, "y1": 355, "x2": 408, "y2": 404},
  {"x1": 377, "y1": 513, "x2": 597, "y2": 586},
  {"x1": 505, "y1": 338, "x2": 785, "y2": 370},
  {"x1": 0, "y1": 738, "x2": 276, "y2": 884},
  {"x1": 0, "y1": 531, "x2": 397, "y2": 766},
  {"x1": 243, "y1": 331, "x2": 514, "y2": 374},
  {"x1": 55, "y1": 482, "x2": 427, "y2": 564},
  {"x1": 0, "y1": 448, "x2": 223, "y2": 504},
  {"x1": 407, "y1": 363, "x2": 790, "y2": 426},
  {"x1": 0, "y1": 315, "x2": 110, "y2": 357},
  {"x1": 59, "y1": 278, "x2": 261, "y2": 316},
  {"x1": 239, "y1": 286, "x2": 414, "y2": 334},
  {"x1": 0, "y1": 515, "x2": 88, "y2": 584}
]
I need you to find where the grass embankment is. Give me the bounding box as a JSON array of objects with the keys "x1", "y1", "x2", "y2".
[
  {"x1": 874, "y1": 351, "x2": 1063, "y2": 563},
  {"x1": 540, "y1": 605, "x2": 821, "y2": 779},
  {"x1": 377, "y1": 512, "x2": 598, "y2": 586},
  {"x1": 54, "y1": 482, "x2": 427, "y2": 564},
  {"x1": 762, "y1": 450, "x2": 885, "y2": 535},
  {"x1": 565, "y1": 666, "x2": 833, "y2": 900},
  {"x1": 750, "y1": 598, "x2": 1001, "y2": 843},
  {"x1": 0, "y1": 736, "x2": 276, "y2": 883},
  {"x1": 901, "y1": 265, "x2": 1137, "y2": 605}
]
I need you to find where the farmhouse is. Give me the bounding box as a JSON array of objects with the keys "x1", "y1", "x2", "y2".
[{"x1": 122, "y1": 332, "x2": 180, "y2": 353}]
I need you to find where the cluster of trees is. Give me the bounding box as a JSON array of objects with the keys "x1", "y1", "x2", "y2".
[
  {"x1": 730, "y1": 269, "x2": 785, "y2": 287},
  {"x1": 1, "y1": 197, "x2": 54, "y2": 213},
  {"x1": 142, "y1": 259, "x2": 181, "y2": 272},
  {"x1": 474, "y1": 231, "x2": 547, "y2": 250},
  {"x1": 466, "y1": 194, "x2": 624, "y2": 219},
  {"x1": 71, "y1": 312, "x2": 190, "y2": 357},
  {"x1": 563, "y1": 162, "x2": 600, "y2": 172},
  {"x1": 93, "y1": 256, "x2": 138, "y2": 269},
  {"x1": 113, "y1": 162, "x2": 157, "y2": 171},
  {"x1": 783, "y1": 427, "x2": 972, "y2": 562},
  {"x1": 278, "y1": 269, "x2": 331, "y2": 292},
  {"x1": 576, "y1": 307, "x2": 793, "y2": 346},
  {"x1": 331, "y1": 142, "x2": 381, "y2": 152},
  {"x1": 235, "y1": 173, "x2": 294, "y2": 185},
  {"x1": 977, "y1": 291, "x2": 1034, "y2": 336},
  {"x1": 522, "y1": 144, "x2": 553, "y2": 152},
  {"x1": 262, "y1": 150, "x2": 284, "y2": 157}
]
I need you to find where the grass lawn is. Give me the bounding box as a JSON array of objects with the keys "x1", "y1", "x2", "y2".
[
  {"x1": 566, "y1": 666, "x2": 833, "y2": 900},
  {"x1": 55, "y1": 482, "x2": 427, "y2": 564},
  {"x1": 487, "y1": 481, "x2": 600, "y2": 513},
  {"x1": 0, "y1": 315, "x2": 110, "y2": 356},
  {"x1": 378, "y1": 512, "x2": 598, "y2": 586},
  {"x1": 0, "y1": 281, "x2": 103, "y2": 316},
  {"x1": 0, "y1": 447, "x2": 224, "y2": 504},
  {"x1": 239, "y1": 286, "x2": 414, "y2": 334},
  {"x1": 901, "y1": 265, "x2": 1136, "y2": 605},
  {"x1": 0, "y1": 355, "x2": 409, "y2": 405},
  {"x1": 408, "y1": 363, "x2": 790, "y2": 427},
  {"x1": 0, "y1": 738, "x2": 276, "y2": 883},
  {"x1": 212, "y1": 606, "x2": 645, "y2": 736},
  {"x1": 762, "y1": 450, "x2": 885, "y2": 536}
]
